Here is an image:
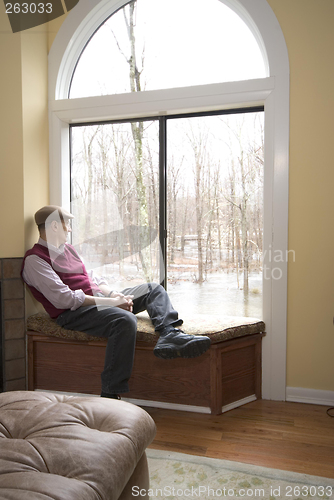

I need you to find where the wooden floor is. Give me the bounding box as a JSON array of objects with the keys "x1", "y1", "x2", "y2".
[{"x1": 144, "y1": 400, "x2": 334, "y2": 479}]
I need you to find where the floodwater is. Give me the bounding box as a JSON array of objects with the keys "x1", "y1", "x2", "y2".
[
  {"x1": 167, "y1": 271, "x2": 263, "y2": 319},
  {"x1": 90, "y1": 257, "x2": 263, "y2": 320}
]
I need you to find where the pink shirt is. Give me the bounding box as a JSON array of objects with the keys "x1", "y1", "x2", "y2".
[{"x1": 22, "y1": 238, "x2": 107, "y2": 312}]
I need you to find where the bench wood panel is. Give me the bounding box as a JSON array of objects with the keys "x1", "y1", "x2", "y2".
[{"x1": 27, "y1": 331, "x2": 264, "y2": 414}]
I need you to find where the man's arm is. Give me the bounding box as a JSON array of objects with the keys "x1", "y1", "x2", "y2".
[
  {"x1": 97, "y1": 283, "x2": 114, "y2": 296},
  {"x1": 23, "y1": 255, "x2": 133, "y2": 312},
  {"x1": 85, "y1": 274, "x2": 134, "y2": 311},
  {"x1": 82, "y1": 293, "x2": 134, "y2": 312},
  {"x1": 23, "y1": 255, "x2": 85, "y2": 311}
]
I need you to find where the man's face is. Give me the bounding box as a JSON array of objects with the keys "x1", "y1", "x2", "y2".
[
  {"x1": 59, "y1": 218, "x2": 72, "y2": 244},
  {"x1": 44, "y1": 211, "x2": 72, "y2": 247}
]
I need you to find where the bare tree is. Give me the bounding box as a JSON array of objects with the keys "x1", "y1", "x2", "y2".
[
  {"x1": 167, "y1": 156, "x2": 182, "y2": 264},
  {"x1": 187, "y1": 123, "x2": 209, "y2": 284},
  {"x1": 108, "y1": 0, "x2": 154, "y2": 280},
  {"x1": 124, "y1": 2, "x2": 152, "y2": 280},
  {"x1": 80, "y1": 126, "x2": 100, "y2": 244}
]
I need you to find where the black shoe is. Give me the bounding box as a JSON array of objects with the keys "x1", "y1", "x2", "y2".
[
  {"x1": 101, "y1": 392, "x2": 121, "y2": 400},
  {"x1": 153, "y1": 328, "x2": 211, "y2": 360}
]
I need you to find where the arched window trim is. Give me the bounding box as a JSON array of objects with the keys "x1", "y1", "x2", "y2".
[
  {"x1": 50, "y1": 0, "x2": 273, "y2": 101},
  {"x1": 48, "y1": 0, "x2": 290, "y2": 403}
]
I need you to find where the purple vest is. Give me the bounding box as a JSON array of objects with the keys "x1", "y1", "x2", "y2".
[{"x1": 21, "y1": 243, "x2": 102, "y2": 318}]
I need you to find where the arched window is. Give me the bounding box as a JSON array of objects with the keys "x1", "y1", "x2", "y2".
[
  {"x1": 49, "y1": 0, "x2": 289, "y2": 402},
  {"x1": 69, "y1": 0, "x2": 267, "y2": 99}
]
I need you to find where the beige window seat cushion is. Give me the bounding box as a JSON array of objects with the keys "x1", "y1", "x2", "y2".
[{"x1": 27, "y1": 312, "x2": 265, "y2": 345}]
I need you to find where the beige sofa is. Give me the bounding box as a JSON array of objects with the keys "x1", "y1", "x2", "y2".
[{"x1": 0, "y1": 391, "x2": 156, "y2": 499}]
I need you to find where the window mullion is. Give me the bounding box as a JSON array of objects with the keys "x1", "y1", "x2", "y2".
[{"x1": 159, "y1": 117, "x2": 167, "y2": 288}]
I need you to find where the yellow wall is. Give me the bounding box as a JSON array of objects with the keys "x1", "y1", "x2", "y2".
[
  {"x1": 267, "y1": 0, "x2": 334, "y2": 391},
  {"x1": 0, "y1": 7, "x2": 24, "y2": 256},
  {"x1": 21, "y1": 26, "x2": 50, "y2": 251},
  {"x1": 0, "y1": 0, "x2": 333, "y2": 392},
  {"x1": 47, "y1": 14, "x2": 68, "y2": 53},
  {"x1": 0, "y1": 3, "x2": 51, "y2": 256}
]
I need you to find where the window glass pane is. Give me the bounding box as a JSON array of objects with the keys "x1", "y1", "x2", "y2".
[
  {"x1": 70, "y1": 120, "x2": 161, "y2": 289},
  {"x1": 70, "y1": 0, "x2": 266, "y2": 99},
  {"x1": 70, "y1": 110, "x2": 263, "y2": 318},
  {"x1": 166, "y1": 112, "x2": 264, "y2": 318}
]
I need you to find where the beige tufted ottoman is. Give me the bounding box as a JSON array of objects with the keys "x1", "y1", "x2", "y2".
[{"x1": 0, "y1": 391, "x2": 156, "y2": 500}]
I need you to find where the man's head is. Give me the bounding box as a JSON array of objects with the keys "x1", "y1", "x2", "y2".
[{"x1": 35, "y1": 205, "x2": 74, "y2": 246}]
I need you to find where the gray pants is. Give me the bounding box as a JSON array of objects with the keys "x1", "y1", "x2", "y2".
[{"x1": 56, "y1": 283, "x2": 182, "y2": 394}]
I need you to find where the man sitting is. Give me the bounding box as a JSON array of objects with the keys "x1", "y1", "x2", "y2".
[{"x1": 22, "y1": 206, "x2": 210, "y2": 399}]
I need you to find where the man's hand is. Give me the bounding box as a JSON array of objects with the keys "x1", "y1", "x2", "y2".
[
  {"x1": 83, "y1": 292, "x2": 134, "y2": 311},
  {"x1": 110, "y1": 292, "x2": 134, "y2": 312}
]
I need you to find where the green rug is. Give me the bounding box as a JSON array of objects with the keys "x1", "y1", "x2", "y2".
[{"x1": 144, "y1": 449, "x2": 334, "y2": 500}]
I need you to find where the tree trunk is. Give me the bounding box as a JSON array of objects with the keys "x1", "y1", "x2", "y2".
[{"x1": 126, "y1": 1, "x2": 152, "y2": 281}]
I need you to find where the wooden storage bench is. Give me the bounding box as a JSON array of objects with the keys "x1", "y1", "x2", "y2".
[{"x1": 27, "y1": 312, "x2": 265, "y2": 415}]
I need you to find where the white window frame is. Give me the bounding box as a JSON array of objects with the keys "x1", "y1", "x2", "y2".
[{"x1": 48, "y1": 0, "x2": 290, "y2": 401}]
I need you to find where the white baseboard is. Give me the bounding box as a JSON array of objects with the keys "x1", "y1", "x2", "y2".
[
  {"x1": 123, "y1": 398, "x2": 211, "y2": 414},
  {"x1": 286, "y1": 387, "x2": 334, "y2": 406},
  {"x1": 35, "y1": 388, "x2": 334, "y2": 410},
  {"x1": 35, "y1": 390, "x2": 257, "y2": 414},
  {"x1": 124, "y1": 395, "x2": 258, "y2": 414},
  {"x1": 35, "y1": 390, "x2": 212, "y2": 413},
  {"x1": 222, "y1": 395, "x2": 257, "y2": 413}
]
